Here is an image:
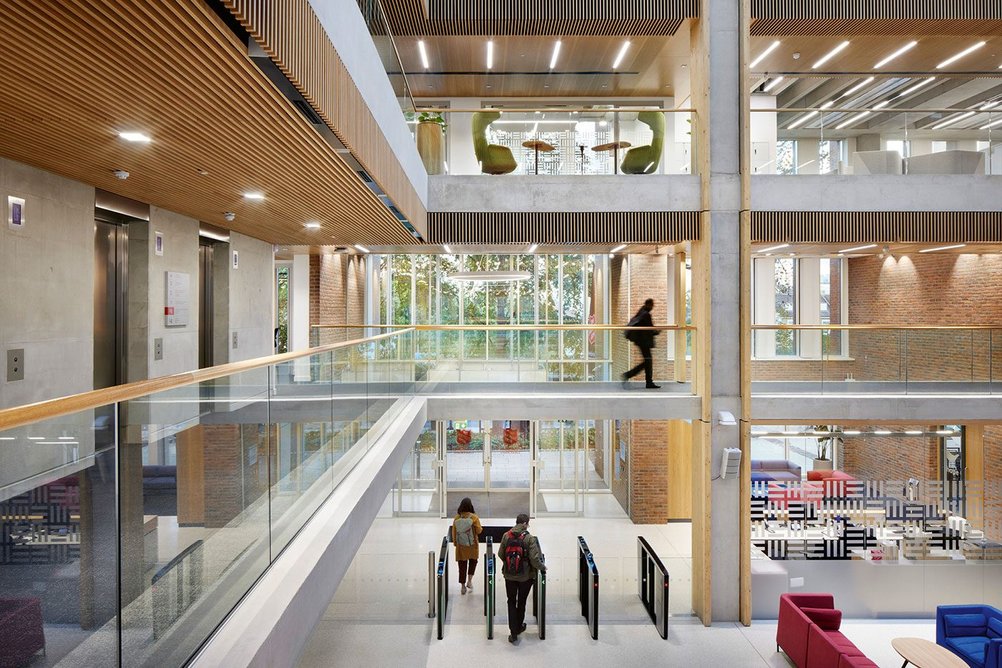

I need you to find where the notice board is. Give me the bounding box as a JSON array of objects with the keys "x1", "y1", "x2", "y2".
[{"x1": 165, "y1": 271, "x2": 190, "y2": 327}]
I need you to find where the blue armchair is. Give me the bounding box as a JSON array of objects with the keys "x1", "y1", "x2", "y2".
[{"x1": 937, "y1": 605, "x2": 1002, "y2": 668}]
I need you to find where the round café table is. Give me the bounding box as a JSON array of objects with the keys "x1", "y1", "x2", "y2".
[
  {"x1": 521, "y1": 140, "x2": 556, "y2": 174},
  {"x1": 891, "y1": 637, "x2": 967, "y2": 668},
  {"x1": 592, "y1": 141, "x2": 632, "y2": 174}
]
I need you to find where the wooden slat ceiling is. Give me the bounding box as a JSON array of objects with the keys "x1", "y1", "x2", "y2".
[
  {"x1": 752, "y1": 212, "x2": 1002, "y2": 244},
  {"x1": 428, "y1": 211, "x2": 699, "y2": 244},
  {"x1": 401, "y1": 33, "x2": 690, "y2": 98},
  {"x1": 751, "y1": 241, "x2": 1002, "y2": 256},
  {"x1": 752, "y1": 0, "x2": 1002, "y2": 34},
  {"x1": 372, "y1": 0, "x2": 695, "y2": 37},
  {"x1": 752, "y1": 18, "x2": 1002, "y2": 37},
  {"x1": 0, "y1": 0, "x2": 416, "y2": 246}
]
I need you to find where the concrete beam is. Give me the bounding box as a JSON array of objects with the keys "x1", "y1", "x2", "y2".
[
  {"x1": 753, "y1": 393, "x2": 1002, "y2": 423},
  {"x1": 752, "y1": 175, "x2": 1002, "y2": 212}
]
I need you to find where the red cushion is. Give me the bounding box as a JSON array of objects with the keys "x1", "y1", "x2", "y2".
[
  {"x1": 807, "y1": 470, "x2": 826, "y2": 481},
  {"x1": 825, "y1": 471, "x2": 855, "y2": 481},
  {"x1": 802, "y1": 607, "x2": 842, "y2": 630}
]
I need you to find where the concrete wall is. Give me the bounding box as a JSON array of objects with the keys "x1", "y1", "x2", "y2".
[
  {"x1": 428, "y1": 174, "x2": 701, "y2": 212},
  {"x1": 752, "y1": 175, "x2": 1002, "y2": 211},
  {"x1": 214, "y1": 232, "x2": 274, "y2": 364},
  {"x1": 0, "y1": 157, "x2": 95, "y2": 408}
]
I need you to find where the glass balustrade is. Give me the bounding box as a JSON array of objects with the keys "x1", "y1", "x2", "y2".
[
  {"x1": 752, "y1": 107, "x2": 1001, "y2": 175},
  {"x1": 0, "y1": 329, "x2": 415, "y2": 668},
  {"x1": 751, "y1": 326, "x2": 1002, "y2": 393}
]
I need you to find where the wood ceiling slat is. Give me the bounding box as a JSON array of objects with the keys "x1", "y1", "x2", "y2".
[
  {"x1": 751, "y1": 212, "x2": 1002, "y2": 244},
  {"x1": 428, "y1": 211, "x2": 699, "y2": 244},
  {"x1": 0, "y1": 0, "x2": 415, "y2": 245},
  {"x1": 222, "y1": 0, "x2": 426, "y2": 236},
  {"x1": 751, "y1": 0, "x2": 1002, "y2": 22}
]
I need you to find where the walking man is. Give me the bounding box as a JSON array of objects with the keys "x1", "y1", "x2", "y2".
[
  {"x1": 622, "y1": 297, "x2": 661, "y2": 389},
  {"x1": 499, "y1": 513, "x2": 546, "y2": 644}
]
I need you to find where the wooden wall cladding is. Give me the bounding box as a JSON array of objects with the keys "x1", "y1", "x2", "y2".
[
  {"x1": 428, "y1": 211, "x2": 700, "y2": 244},
  {"x1": 376, "y1": 0, "x2": 696, "y2": 36},
  {"x1": 0, "y1": 0, "x2": 414, "y2": 246},
  {"x1": 752, "y1": 211, "x2": 1002, "y2": 243},
  {"x1": 222, "y1": 0, "x2": 427, "y2": 236},
  {"x1": 751, "y1": 0, "x2": 1002, "y2": 34}
]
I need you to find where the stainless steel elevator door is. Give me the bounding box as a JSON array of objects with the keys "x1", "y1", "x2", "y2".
[
  {"x1": 198, "y1": 242, "x2": 214, "y2": 369},
  {"x1": 93, "y1": 220, "x2": 127, "y2": 389}
]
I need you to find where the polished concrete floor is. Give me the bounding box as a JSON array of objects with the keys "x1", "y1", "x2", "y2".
[{"x1": 297, "y1": 513, "x2": 940, "y2": 667}]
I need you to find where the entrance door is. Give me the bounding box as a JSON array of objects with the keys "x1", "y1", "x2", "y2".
[
  {"x1": 533, "y1": 421, "x2": 584, "y2": 516},
  {"x1": 443, "y1": 420, "x2": 531, "y2": 518}
]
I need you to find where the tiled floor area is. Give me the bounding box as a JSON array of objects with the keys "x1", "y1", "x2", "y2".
[{"x1": 297, "y1": 514, "x2": 939, "y2": 667}]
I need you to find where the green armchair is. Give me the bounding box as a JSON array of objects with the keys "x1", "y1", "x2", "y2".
[
  {"x1": 472, "y1": 111, "x2": 517, "y2": 175},
  {"x1": 620, "y1": 111, "x2": 665, "y2": 174}
]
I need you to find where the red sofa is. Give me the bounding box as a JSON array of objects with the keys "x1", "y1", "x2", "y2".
[{"x1": 777, "y1": 593, "x2": 877, "y2": 667}]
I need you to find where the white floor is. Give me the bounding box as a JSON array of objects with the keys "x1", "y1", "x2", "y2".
[{"x1": 297, "y1": 515, "x2": 939, "y2": 668}]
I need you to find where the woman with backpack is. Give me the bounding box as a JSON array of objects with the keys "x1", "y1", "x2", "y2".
[{"x1": 452, "y1": 497, "x2": 483, "y2": 595}]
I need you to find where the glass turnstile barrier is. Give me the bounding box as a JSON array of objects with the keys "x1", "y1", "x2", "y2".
[
  {"x1": 578, "y1": 536, "x2": 599, "y2": 639},
  {"x1": 532, "y1": 540, "x2": 546, "y2": 639},
  {"x1": 436, "y1": 536, "x2": 449, "y2": 639},
  {"x1": 484, "y1": 537, "x2": 496, "y2": 639},
  {"x1": 638, "y1": 536, "x2": 669, "y2": 639}
]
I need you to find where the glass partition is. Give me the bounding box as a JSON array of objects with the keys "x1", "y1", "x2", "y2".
[
  {"x1": 0, "y1": 328, "x2": 415, "y2": 667},
  {"x1": 751, "y1": 326, "x2": 1001, "y2": 394}
]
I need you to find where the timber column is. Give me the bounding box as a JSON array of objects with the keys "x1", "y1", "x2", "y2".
[{"x1": 690, "y1": 0, "x2": 751, "y2": 624}]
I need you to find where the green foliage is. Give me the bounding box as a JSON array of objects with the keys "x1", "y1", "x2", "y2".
[{"x1": 406, "y1": 111, "x2": 448, "y2": 133}]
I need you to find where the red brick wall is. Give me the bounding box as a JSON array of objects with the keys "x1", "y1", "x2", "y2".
[
  {"x1": 630, "y1": 420, "x2": 671, "y2": 523},
  {"x1": 982, "y1": 426, "x2": 1002, "y2": 542},
  {"x1": 309, "y1": 254, "x2": 367, "y2": 345},
  {"x1": 202, "y1": 423, "x2": 269, "y2": 529},
  {"x1": 842, "y1": 430, "x2": 938, "y2": 484}
]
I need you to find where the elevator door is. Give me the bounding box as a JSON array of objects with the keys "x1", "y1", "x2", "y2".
[
  {"x1": 198, "y1": 242, "x2": 214, "y2": 368},
  {"x1": 93, "y1": 220, "x2": 127, "y2": 389}
]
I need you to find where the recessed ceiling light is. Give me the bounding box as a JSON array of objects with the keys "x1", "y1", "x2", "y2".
[
  {"x1": 197, "y1": 168, "x2": 209, "y2": 176},
  {"x1": 418, "y1": 40, "x2": 430, "y2": 69},
  {"x1": 243, "y1": 192, "x2": 265, "y2": 200},
  {"x1": 838, "y1": 244, "x2": 877, "y2": 254},
  {"x1": 835, "y1": 100, "x2": 888, "y2": 129},
  {"x1": 749, "y1": 40, "x2": 781, "y2": 69},
  {"x1": 763, "y1": 77, "x2": 784, "y2": 92},
  {"x1": 935, "y1": 429, "x2": 955, "y2": 435},
  {"x1": 486, "y1": 40, "x2": 494, "y2": 70},
  {"x1": 612, "y1": 41, "x2": 631, "y2": 69},
  {"x1": 895, "y1": 77, "x2": 936, "y2": 98},
  {"x1": 931, "y1": 111, "x2": 975, "y2": 130},
  {"x1": 550, "y1": 40, "x2": 562, "y2": 69},
  {"x1": 874, "y1": 41, "x2": 918, "y2": 68},
  {"x1": 979, "y1": 100, "x2": 1001, "y2": 111},
  {"x1": 354, "y1": 244, "x2": 370, "y2": 253},
  {"x1": 840, "y1": 77, "x2": 875, "y2": 98},
  {"x1": 787, "y1": 101, "x2": 834, "y2": 129},
  {"x1": 119, "y1": 131, "x2": 151, "y2": 143},
  {"x1": 610, "y1": 244, "x2": 627, "y2": 253},
  {"x1": 937, "y1": 41, "x2": 985, "y2": 69},
  {"x1": 919, "y1": 244, "x2": 966, "y2": 253},
  {"x1": 812, "y1": 41, "x2": 850, "y2": 69},
  {"x1": 304, "y1": 222, "x2": 321, "y2": 230},
  {"x1": 760, "y1": 243, "x2": 790, "y2": 253}
]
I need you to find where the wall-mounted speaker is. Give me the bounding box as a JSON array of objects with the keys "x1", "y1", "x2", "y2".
[{"x1": 720, "y1": 448, "x2": 742, "y2": 479}]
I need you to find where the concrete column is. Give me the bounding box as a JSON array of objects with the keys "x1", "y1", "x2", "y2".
[
  {"x1": 691, "y1": 0, "x2": 747, "y2": 623},
  {"x1": 291, "y1": 254, "x2": 311, "y2": 380}
]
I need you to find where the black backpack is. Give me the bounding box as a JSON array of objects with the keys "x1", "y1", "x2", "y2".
[
  {"x1": 625, "y1": 313, "x2": 643, "y2": 342},
  {"x1": 503, "y1": 530, "x2": 529, "y2": 576}
]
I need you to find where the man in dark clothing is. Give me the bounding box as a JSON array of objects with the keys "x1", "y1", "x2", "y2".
[
  {"x1": 499, "y1": 513, "x2": 546, "y2": 644},
  {"x1": 622, "y1": 297, "x2": 661, "y2": 389}
]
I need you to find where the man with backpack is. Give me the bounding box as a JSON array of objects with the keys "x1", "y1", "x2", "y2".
[
  {"x1": 499, "y1": 513, "x2": 546, "y2": 644},
  {"x1": 622, "y1": 297, "x2": 661, "y2": 389}
]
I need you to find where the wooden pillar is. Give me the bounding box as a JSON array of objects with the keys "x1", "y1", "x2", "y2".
[{"x1": 674, "y1": 250, "x2": 688, "y2": 383}]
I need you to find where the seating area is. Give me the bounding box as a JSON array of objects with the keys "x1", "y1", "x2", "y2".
[
  {"x1": 937, "y1": 605, "x2": 1002, "y2": 668},
  {"x1": 777, "y1": 593, "x2": 878, "y2": 667},
  {"x1": 751, "y1": 459, "x2": 802, "y2": 482}
]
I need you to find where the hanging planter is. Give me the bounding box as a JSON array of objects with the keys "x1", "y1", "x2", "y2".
[{"x1": 414, "y1": 112, "x2": 447, "y2": 175}]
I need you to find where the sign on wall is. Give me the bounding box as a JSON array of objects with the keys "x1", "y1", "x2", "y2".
[
  {"x1": 7, "y1": 196, "x2": 25, "y2": 230},
  {"x1": 165, "y1": 271, "x2": 190, "y2": 327}
]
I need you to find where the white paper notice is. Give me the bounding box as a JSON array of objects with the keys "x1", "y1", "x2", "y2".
[{"x1": 165, "y1": 271, "x2": 190, "y2": 327}]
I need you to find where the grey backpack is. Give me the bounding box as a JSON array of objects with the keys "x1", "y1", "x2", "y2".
[{"x1": 455, "y1": 516, "x2": 476, "y2": 547}]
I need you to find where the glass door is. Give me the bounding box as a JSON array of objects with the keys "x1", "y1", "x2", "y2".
[
  {"x1": 533, "y1": 421, "x2": 583, "y2": 515},
  {"x1": 442, "y1": 419, "x2": 532, "y2": 519}
]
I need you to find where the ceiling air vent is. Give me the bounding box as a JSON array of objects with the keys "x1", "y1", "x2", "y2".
[
  {"x1": 292, "y1": 99, "x2": 323, "y2": 125},
  {"x1": 357, "y1": 170, "x2": 374, "y2": 183}
]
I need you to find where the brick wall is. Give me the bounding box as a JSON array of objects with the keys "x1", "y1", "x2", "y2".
[
  {"x1": 202, "y1": 423, "x2": 269, "y2": 529},
  {"x1": 611, "y1": 419, "x2": 630, "y2": 514},
  {"x1": 982, "y1": 426, "x2": 1002, "y2": 542},
  {"x1": 630, "y1": 420, "x2": 671, "y2": 523},
  {"x1": 309, "y1": 254, "x2": 367, "y2": 345},
  {"x1": 842, "y1": 430, "x2": 938, "y2": 484}
]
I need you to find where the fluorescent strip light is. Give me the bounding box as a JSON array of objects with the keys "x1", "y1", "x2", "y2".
[
  {"x1": 895, "y1": 77, "x2": 936, "y2": 98},
  {"x1": 812, "y1": 41, "x2": 850, "y2": 69},
  {"x1": 874, "y1": 41, "x2": 917, "y2": 68},
  {"x1": 486, "y1": 40, "x2": 494, "y2": 70},
  {"x1": 612, "y1": 41, "x2": 631, "y2": 69},
  {"x1": 980, "y1": 101, "x2": 1001, "y2": 111},
  {"x1": 787, "y1": 101, "x2": 834, "y2": 129},
  {"x1": 843, "y1": 430, "x2": 861, "y2": 436},
  {"x1": 932, "y1": 111, "x2": 974, "y2": 130},
  {"x1": 443, "y1": 244, "x2": 452, "y2": 253},
  {"x1": 354, "y1": 244, "x2": 370, "y2": 253},
  {"x1": 874, "y1": 430, "x2": 892, "y2": 435},
  {"x1": 905, "y1": 430, "x2": 923, "y2": 435},
  {"x1": 919, "y1": 244, "x2": 966, "y2": 253},
  {"x1": 550, "y1": 40, "x2": 562, "y2": 69},
  {"x1": 763, "y1": 77, "x2": 784, "y2": 93},
  {"x1": 528, "y1": 243, "x2": 539, "y2": 253},
  {"x1": 783, "y1": 430, "x2": 799, "y2": 436},
  {"x1": 981, "y1": 117, "x2": 1002, "y2": 130},
  {"x1": 418, "y1": 40, "x2": 430, "y2": 69},
  {"x1": 838, "y1": 244, "x2": 876, "y2": 254},
  {"x1": 835, "y1": 101, "x2": 888, "y2": 130},
  {"x1": 750, "y1": 40, "x2": 781, "y2": 69},
  {"x1": 119, "y1": 131, "x2": 151, "y2": 143},
  {"x1": 936, "y1": 429, "x2": 955, "y2": 435},
  {"x1": 610, "y1": 244, "x2": 627, "y2": 253},
  {"x1": 760, "y1": 243, "x2": 789, "y2": 253},
  {"x1": 840, "y1": 77, "x2": 875, "y2": 98},
  {"x1": 937, "y1": 41, "x2": 986, "y2": 69},
  {"x1": 243, "y1": 191, "x2": 265, "y2": 200}
]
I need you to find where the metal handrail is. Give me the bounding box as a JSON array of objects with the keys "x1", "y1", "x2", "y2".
[
  {"x1": 416, "y1": 107, "x2": 697, "y2": 114},
  {"x1": 0, "y1": 328, "x2": 413, "y2": 431},
  {"x1": 751, "y1": 324, "x2": 1002, "y2": 330}
]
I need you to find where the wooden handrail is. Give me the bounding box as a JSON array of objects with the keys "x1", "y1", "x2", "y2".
[
  {"x1": 0, "y1": 329, "x2": 413, "y2": 432},
  {"x1": 415, "y1": 107, "x2": 696, "y2": 114},
  {"x1": 750, "y1": 324, "x2": 1002, "y2": 330},
  {"x1": 313, "y1": 324, "x2": 696, "y2": 331}
]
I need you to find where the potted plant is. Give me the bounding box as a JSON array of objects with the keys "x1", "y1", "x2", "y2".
[
  {"x1": 812, "y1": 425, "x2": 842, "y2": 471},
  {"x1": 409, "y1": 111, "x2": 447, "y2": 175}
]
